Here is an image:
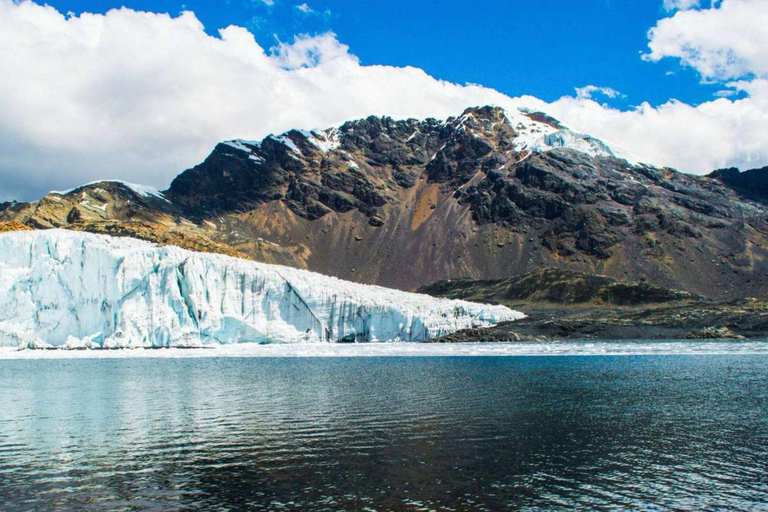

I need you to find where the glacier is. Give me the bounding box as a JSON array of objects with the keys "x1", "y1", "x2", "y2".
[{"x1": 0, "y1": 230, "x2": 523, "y2": 349}]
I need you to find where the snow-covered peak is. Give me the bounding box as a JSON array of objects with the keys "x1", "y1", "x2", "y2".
[
  {"x1": 215, "y1": 105, "x2": 640, "y2": 173},
  {"x1": 449, "y1": 106, "x2": 640, "y2": 165},
  {"x1": 504, "y1": 107, "x2": 640, "y2": 164}
]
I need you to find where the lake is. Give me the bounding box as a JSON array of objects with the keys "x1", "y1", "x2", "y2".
[{"x1": 1, "y1": 346, "x2": 767, "y2": 510}]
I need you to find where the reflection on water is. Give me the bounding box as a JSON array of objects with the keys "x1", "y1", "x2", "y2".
[{"x1": 1, "y1": 356, "x2": 767, "y2": 510}]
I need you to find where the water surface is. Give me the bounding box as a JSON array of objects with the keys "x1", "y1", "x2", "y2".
[{"x1": 1, "y1": 354, "x2": 767, "y2": 510}]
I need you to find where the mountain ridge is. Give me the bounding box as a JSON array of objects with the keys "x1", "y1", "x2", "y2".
[{"x1": 2, "y1": 106, "x2": 767, "y2": 300}]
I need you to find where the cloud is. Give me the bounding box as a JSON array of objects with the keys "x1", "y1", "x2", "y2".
[
  {"x1": 293, "y1": 2, "x2": 332, "y2": 21},
  {"x1": 662, "y1": 0, "x2": 701, "y2": 11},
  {"x1": 0, "y1": 1, "x2": 511, "y2": 200},
  {"x1": 296, "y1": 3, "x2": 313, "y2": 14},
  {"x1": 0, "y1": 0, "x2": 766, "y2": 201},
  {"x1": 531, "y1": 81, "x2": 768, "y2": 176},
  {"x1": 271, "y1": 32, "x2": 346, "y2": 68},
  {"x1": 574, "y1": 85, "x2": 625, "y2": 100},
  {"x1": 646, "y1": 0, "x2": 768, "y2": 80}
]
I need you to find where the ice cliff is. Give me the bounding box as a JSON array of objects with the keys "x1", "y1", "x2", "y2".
[{"x1": 0, "y1": 230, "x2": 523, "y2": 348}]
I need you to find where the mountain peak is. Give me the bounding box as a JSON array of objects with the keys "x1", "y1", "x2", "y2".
[
  {"x1": 167, "y1": 105, "x2": 648, "y2": 219},
  {"x1": 215, "y1": 106, "x2": 637, "y2": 170}
]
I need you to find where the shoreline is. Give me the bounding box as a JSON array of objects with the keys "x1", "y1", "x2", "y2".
[
  {"x1": 430, "y1": 304, "x2": 768, "y2": 343},
  {"x1": 2, "y1": 340, "x2": 768, "y2": 359}
]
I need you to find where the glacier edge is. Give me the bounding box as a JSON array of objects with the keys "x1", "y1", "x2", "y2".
[{"x1": 0, "y1": 230, "x2": 524, "y2": 348}]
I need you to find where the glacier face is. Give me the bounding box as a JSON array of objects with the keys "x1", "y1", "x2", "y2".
[{"x1": 0, "y1": 230, "x2": 523, "y2": 348}]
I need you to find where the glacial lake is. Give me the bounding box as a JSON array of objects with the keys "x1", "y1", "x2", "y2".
[{"x1": 1, "y1": 344, "x2": 767, "y2": 510}]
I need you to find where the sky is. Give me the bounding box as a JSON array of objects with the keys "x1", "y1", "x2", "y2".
[{"x1": 0, "y1": 0, "x2": 767, "y2": 201}]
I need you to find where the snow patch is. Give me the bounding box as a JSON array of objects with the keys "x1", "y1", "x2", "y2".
[
  {"x1": 300, "y1": 128, "x2": 340, "y2": 153},
  {"x1": 257, "y1": 237, "x2": 281, "y2": 247},
  {"x1": 222, "y1": 140, "x2": 255, "y2": 153},
  {"x1": 270, "y1": 134, "x2": 302, "y2": 155},
  {"x1": 79, "y1": 200, "x2": 108, "y2": 213},
  {"x1": 116, "y1": 181, "x2": 171, "y2": 203},
  {"x1": 499, "y1": 108, "x2": 641, "y2": 165}
]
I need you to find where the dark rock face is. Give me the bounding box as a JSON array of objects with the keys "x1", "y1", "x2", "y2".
[
  {"x1": 418, "y1": 268, "x2": 698, "y2": 306},
  {"x1": 167, "y1": 140, "x2": 293, "y2": 214},
  {"x1": 168, "y1": 133, "x2": 396, "y2": 222},
  {"x1": 709, "y1": 166, "x2": 768, "y2": 203},
  {"x1": 420, "y1": 270, "x2": 768, "y2": 341},
  {"x1": 4, "y1": 106, "x2": 768, "y2": 300},
  {"x1": 429, "y1": 299, "x2": 768, "y2": 342}
]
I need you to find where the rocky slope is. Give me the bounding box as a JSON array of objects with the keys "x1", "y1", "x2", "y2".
[
  {"x1": 418, "y1": 268, "x2": 699, "y2": 306},
  {"x1": 428, "y1": 299, "x2": 768, "y2": 342},
  {"x1": 0, "y1": 181, "x2": 304, "y2": 266},
  {"x1": 2, "y1": 106, "x2": 768, "y2": 300}
]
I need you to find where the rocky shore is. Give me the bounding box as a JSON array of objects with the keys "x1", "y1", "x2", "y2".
[{"x1": 421, "y1": 269, "x2": 768, "y2": 342}]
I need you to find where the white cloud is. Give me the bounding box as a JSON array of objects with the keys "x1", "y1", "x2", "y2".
[
  {"x1": 530, "y1": 82, "x2": 768, "y2": 175},
  {"x1": 662, "y1": 0, "x2": 701, "y2": 12},
  {"x1": 0, "y1": 1, "x2": 510, "y2": 200},
  {"x1": 271, "y1": 32, "x2": 347, "y2": 69},
  {"x1": 296, "y1": 3, "x2": 313, "y2": 14},
  {"x1": 646, "y1": 0, "x2": 768, "y2": 80},
  {"x1": 0, "y1": 0, "x2": 766, "y2": 201},
  {"x1": 574, "y1": 85, "x2": 625, "y2": 100}
]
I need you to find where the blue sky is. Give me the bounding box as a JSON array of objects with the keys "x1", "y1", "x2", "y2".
[{"x1": 38, "y1": 0, "x2": 728, "y2": 108}]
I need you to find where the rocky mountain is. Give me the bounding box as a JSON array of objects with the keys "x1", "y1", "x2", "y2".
[{"x1": 2, "y1": 106, "x2": 768, "y2": 300}]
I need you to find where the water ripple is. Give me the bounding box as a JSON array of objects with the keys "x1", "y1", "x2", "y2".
[{"x1": 0, "y1": 355, "x2": 767, "y2": 510}]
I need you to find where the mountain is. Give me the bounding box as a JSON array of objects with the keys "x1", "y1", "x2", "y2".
[
  {"x1": 0, "y1": 230, "x2": 520, "y2": 348},
  {"x1": 2, "y1": 106, "x2": 768, "y2": 300}
]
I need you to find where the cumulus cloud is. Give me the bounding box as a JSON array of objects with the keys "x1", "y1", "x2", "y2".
[
  {"x1": 0, "y1": 0, "x2": 766, "y2": 201},
  {"x1": 646, "y1": 0, "x2": 768, "y2": 80},
  {"x1": 530, "y1": 83, "x2": 768, "y2": 176},
  {"x1": 0, "y1": 1, "x2": 510, "y2": 200}
]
